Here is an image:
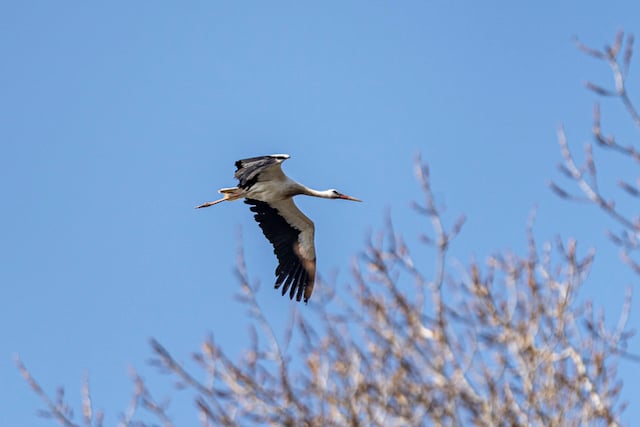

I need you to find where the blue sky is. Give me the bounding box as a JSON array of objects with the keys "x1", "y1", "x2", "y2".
[{"x1": 2, "y1": 1, "x2": 639, "y2": 425}]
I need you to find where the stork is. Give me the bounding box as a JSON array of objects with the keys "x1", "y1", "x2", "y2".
[{"x1": 196, "y1": 154, "x2": 361, "y2": 303}]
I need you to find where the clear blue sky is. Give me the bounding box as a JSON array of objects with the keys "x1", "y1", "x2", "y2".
[{"x1": 2, "y1": 2, "x2": 639, "y2": 425}]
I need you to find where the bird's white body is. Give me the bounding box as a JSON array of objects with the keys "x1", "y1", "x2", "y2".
[
  {"x1": 244, "y1": 177, "x2": 301, "y2": 201},
  {"x1": 197, "y1": 154, "x2": 360, "y2": 303}
]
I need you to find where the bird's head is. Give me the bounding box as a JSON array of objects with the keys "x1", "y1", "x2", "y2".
[{"x1": 329, "y1": 189, "x2": 362, "y2": 202}]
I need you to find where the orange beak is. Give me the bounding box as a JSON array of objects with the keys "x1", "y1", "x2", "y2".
[{"x1": 339, "y1": 194, "x2": 362, "y2": 202}]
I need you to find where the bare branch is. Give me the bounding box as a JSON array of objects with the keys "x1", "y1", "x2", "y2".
[{"x1": 14, "y1": 355, "x2": 81, "y2": 427}]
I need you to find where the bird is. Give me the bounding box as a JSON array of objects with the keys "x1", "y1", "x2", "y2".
[{"x1": 196, "y1": 154, "x2": 361, "y2": 303}]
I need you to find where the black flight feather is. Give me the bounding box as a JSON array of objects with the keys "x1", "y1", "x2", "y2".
[{"x1": 245, "y1": 198, "x2": 312, "y2": 302}]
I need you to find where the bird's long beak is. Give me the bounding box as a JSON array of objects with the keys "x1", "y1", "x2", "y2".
[{"x1": 339, "y1": 194, "x2": 362, "y2": 202}]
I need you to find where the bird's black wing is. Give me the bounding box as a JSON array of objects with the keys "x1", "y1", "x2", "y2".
[
  {"x1": 245, "y1": 198, "x2": 316, "y2": 303},
  {"x1": 234, "y1": 154, "x2": 289, "y2": 190}
]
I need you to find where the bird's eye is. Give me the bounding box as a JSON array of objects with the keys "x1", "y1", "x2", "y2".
[{"x1": 332, "y1": 190, "x2": 340, "y2": 195}]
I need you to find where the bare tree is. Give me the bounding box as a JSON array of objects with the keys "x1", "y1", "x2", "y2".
[{"x1": 17, "y1": 33, "x2": 636, "y2": 427}]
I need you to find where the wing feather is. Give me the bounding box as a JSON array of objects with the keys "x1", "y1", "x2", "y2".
[
  {"x1": 245, "y1": 198, "x2": 316, "y2": 302},
  {"x1": 234, "y1": 155, "x2": 289, "y2": 190}
]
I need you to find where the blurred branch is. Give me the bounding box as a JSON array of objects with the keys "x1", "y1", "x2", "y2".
[
  {"x1": 577, "y1": 32, "x2": 640, "y2": 127},
  {"x1": 15, "y1": 355, "x2": 82, "y2": 427},
  {"x1": 554, "y1": 31, "x2": 640, "y2": 280}
]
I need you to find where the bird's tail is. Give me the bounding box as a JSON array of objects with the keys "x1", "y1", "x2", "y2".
[
  {"x1": 218, "y1": 187, "x2": 240, "y2": 194},
  {"x1": 195, "y1": 187, "x2": 244, "y2": 209}
]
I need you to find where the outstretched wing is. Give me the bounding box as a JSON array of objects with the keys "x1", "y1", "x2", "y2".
[
  {"x1": 234, "y1": 154, "x2": 290, "y2": 190},
  {"x1": 245, "y1": 198, "x2": 316, "y2": 303}
]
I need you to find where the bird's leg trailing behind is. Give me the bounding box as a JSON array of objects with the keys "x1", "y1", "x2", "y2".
[{"x1": 195, "y1": 187, "x2": 244, "y2": 209}]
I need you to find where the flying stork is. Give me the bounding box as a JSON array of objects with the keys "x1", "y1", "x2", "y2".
[{"x1": 196, "y1": 154, "x2": 361, "y2": 303}]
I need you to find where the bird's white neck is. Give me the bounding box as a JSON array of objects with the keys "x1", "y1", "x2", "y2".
[{"x1": 300, "y1": 187, "x2": 334, "y2": 199}]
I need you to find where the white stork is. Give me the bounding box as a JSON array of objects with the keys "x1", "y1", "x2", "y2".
[{"x1": 196, "y1": 154, "x2": 361, "y2": 303}]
